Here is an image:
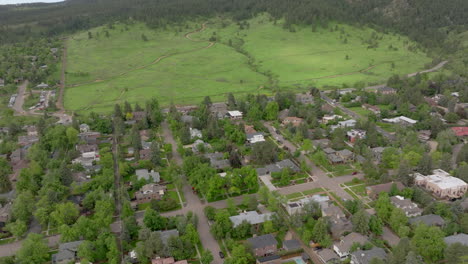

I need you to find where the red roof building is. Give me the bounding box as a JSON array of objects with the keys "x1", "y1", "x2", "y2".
[{"x1": 451, "y1": 127, "x2": 468, "y2": 137}]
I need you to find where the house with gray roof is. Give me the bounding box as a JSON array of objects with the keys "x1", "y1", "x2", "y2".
[
  {"x1": 333, "y1": 232, "x2": 369, "y2": 258},
  {"x1": 390, "y1": 195, "x2": 423, "y2": 217},
  {"x1": 444, "y1": 234, "x2": 468, "y2": 246},
  {"x1": 283, "y1": 239, "x2": 301, "y2": 251},
  {"x1": 317, "y1": 248, "x2": 339, "y2": 263},
  {"x1": 52, "y1": 240, "x2": 83, "y2": 264},
  {"x1": 136, "y1": 169, "x2": 160, "y2": 183},
  {"x1": 247, "y1": 234, "x2": 278, "y2": 257},
  {"x1": 204, "y1": 152, "x2": 230, "y2": 170},
  {"x1": 409, "y1": 214, "x2": 445, "y2": 227},
  {"x1": 157, "y1": 229, "x2": 180, "y2": 245},
  {"x1": 229, "y1": 211, "x2": 275, "y2": 227},
  {"x1": 350, "y1": 247, "x2": 387, "y2": 264},
  {"x1": 256, "y1": 159, "x2": 300, "y2": 176}
]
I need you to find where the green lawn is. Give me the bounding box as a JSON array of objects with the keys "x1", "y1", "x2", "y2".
[
  {"x1": 350, "y1": 185, "x2": 367, "y2": 196},
  {"x1": 348, "y1": 106, "x2": 372, "y2": 117},
  {"x1": 64, "y1": 14, "x2": 432, "y2": 113},
  {"x1": 194, "y1": 14, "x2": 431, "y2": 88},
  {"x1": 376, "y1": 122, "x2": 397, "y2": 132},
  {"x1": 302, "y1": 188, "x2": 325, "y2": 195}
]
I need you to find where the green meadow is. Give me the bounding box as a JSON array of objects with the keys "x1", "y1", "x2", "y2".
[{"x1": 64, "y1": 15, "x2": 433, "y2": 112}]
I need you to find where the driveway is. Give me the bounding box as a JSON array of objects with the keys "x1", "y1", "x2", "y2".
[{"x1": 12, "y1": 81, "x2": 28, "y2": 115}]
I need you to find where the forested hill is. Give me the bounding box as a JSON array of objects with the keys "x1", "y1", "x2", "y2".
[{"x1": 1, "y1": 0, "x2": 467, "y2": 50}]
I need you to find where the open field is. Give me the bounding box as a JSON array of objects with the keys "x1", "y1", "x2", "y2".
[
  {"x1": 194, "y1": 15, "x2": 432, "y2": 88},
  {"x1": 64, "y1": 15, "x2": 433, "y2": 112}
]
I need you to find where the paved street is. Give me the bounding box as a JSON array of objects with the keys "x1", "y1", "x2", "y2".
[
  {"x1": 0, "y1": 235, "x2": 60, "y2": 258},
  {"x1": 161, "y1": 122, "x2": 223, "y2": 264},
  {"x1": 264, "y1": 122, "x2": 362, "y2": 201}
]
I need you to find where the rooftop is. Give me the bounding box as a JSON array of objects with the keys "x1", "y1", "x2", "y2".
[
  {"x1": 409, "y1": 214, "x2": 445, "y2": 226},
  {"x1": 444, "y1": 234, "x2": 468, "y2": 246},
  {"x1": 229, "y1": 211, "x2": 275, "y2": 227},
  {"x1": 351, "y1": 247, "x2": 387, "y2": 264},
  {"x1": 247, "y1": 234, "x2": 278, "y2": 249},
  {"x1": 334, "y1": 232, "x2": 368, "y2": 253},
  {"x1": 414, "y1": 169, "x2": 467, "y2": 190},
  {"x1": 451, "y1": 127, "x2": 468, "y2": 137}
]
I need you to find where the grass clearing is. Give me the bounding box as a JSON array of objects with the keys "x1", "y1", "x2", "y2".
[
  {"x1": 348, "y1": 106, "x2": 372, "y2": 117},
  {"x1": 64, "y1": 14, "x2": 432, "y2": 113}
]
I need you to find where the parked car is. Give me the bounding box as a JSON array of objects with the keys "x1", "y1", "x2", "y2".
[{"x1": 219, "y1": 251, "x2": 225, "y2": 259}]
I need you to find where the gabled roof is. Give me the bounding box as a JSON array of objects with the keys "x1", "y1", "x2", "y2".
[
  {"x1": 409, "y1": 214, "x2": 445, "y2": 226},
  {"x1": 444, "y1": 234, "x2": 468, "y2": 246},
  {"x1": 283, "y1": 239, "x2": 301, "y2": 251},
  {"x1": 351, "y1": 247, "x2": 387, "y2": 264},
  {"x1": 334, "y1": 232, "x2": 368, "y2": 253},
  {"x1": 247, "y1": 234, "x2": 278, "y2": 249},
  {"x1": 451, "y1": 127, "x2": 468, "y2": 137}
]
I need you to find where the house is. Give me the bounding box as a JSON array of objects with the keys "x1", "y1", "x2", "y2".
[
  {"x1": 331, "y1": 218, "x2": 353, "y2": 240},
  {"x1": 36, "y1": 82, "x2": 49, "y2": 89},
  {"x1": 282, "y1": 117, "x2": 304, "y2": 127},
  {"x1": 210, "y1": 103, "x2": 228, "y2": 119},
  {"x1": 52, "y1": 240, "x2": 83, "y2": 264},
  {"x1": 141, "y1": 141, "x2": 152, "y2": 150},
  {"x1": 140, "y1": 130, "x2": 150, "y2": 141},
  {"x1": 191, "y1": 139, "x2": 211, "y2": 154},
  {"x1": 18, "y1": 135, "x2": 39, "y2": 146},
  {"x1": 10, "y1": 148, "x2": 26, "y2": 165},
  {"x1": 347, "y1": 129, "x2": 366, "y2": 143},
  {"x1": 132, "y1": 111, "x2": 146, "y2": 122},
  {"x1": 451, "y1": 127, "x2": 468, "y2": 138},
  {"x1": 362, "y1": 104, "x2": 381, "y2": 115},
  {"x1": 0, "y1": 203, "x2": 12, "y2": 224},
  {"x1": 257, "y1": 255, "x2": 282, "y2": 264},
  {"x1": 247, "y1": 234, "x2": 278, "y2": 257},
  {"x1": 333, "y1": 232, "x2": 369, "y2": 258},
  {"x1": 312, "y1": 139, "x2": 331, "y2": 149},
  {"x1": 317, "y1": 249, "x2": 340, "y2": 264},
  {"x1": 338, "y1": 88, "x2": 355, "y2": 95},
  {"x1": 414, "y1": 169, "x2": 468, "y2": 199},
  {"x1": 229, "y1": 211, "x2": 275, "y2": 227},
  {"x1": 366, "y1": 182, "x2": 404, "y2": 199},
  {"x1": 256, "y1": 159, "x2": 300, "y2": 176},
  {"x1": 181, "y1": 115, "x2": 195, "y2": 125},
  {"x1": 79, "y1": 124, "x2": 90, "y2": 133},
  {"x1": 390, "y1": 196, "x2": 423, "y2": 217},
  {"x1": 227, "y1": 110, "x2": 243, "y2": 120},
  {"x1": 136, "y1": 169, "x2": 160, "y2": 182},
  {"x1": 296, "y1": 93, "x2": 314, "y2": 104},
  {"x1": 382, "y1": 116, "x2": 417, "y2": 126},
  {"x1": 157, "y1": 229, "x2": 180, "y2": 245},
  {"x1": 331, "y1": 119, "x2": 357, "y2": 131},
  {"x1": 444, "y1": 234, "x2": 468, "y2": 246},
  {"x1": 204, "y1": 152, "x2": 230, "y2": 170},
  {"x1": 189, "y1": 128, "x2": 202, "y2": 139},
  {"x1": 244, "y1": 124, "x2": 257, "y2": 134},
  {"x1": 322, "y1": 115, "x2": 342, "y2": 124},
  {"x1": 283, "y1": 239, "x2": 301, "y2": 251},
  {"x1": 26, "y1": 126, "x2": 38, "y2": 136},
  {"x1": 418, "y1": 130, "x2": 431, "y2": 142},
  {"x1": 336, "y1": 149, "x2": 354, "y2": 163},
  {"x1": 375, "y1": 86, "x2": 396, "y2": 95},
  {"x1": 139, "y1": 149, "x2": 151, "y2": 160},
  {"x1": 247, "y1": 133, "x2": 265, "y2": 144},
  {"x1": 285, "y1": 195, "x2": 330, "y2": 215},
  {"x1": 409, "y1": 214, "x2": 445, "y2": 227},
  {"x1": 350, "y1": 247, "x2": 387, "y2": 264},
  {"x1": 152, "y1": 257, "x2": 188, "y2": 264},
  {"x1": 79, "y1": 131, "x2": 101, "y2": 145},
  {"x1": 322, "y1": 205, "x2": 346, "y2": 219},
  {"x1": 135, "y1": 184, "x2": 167, "y2": 204},
  {"x1": 370, "y1": 147, "x2": 386, "y2": 162},
  {"x1": 76, "y1": 144, "x2": 98, "y2": 155}
]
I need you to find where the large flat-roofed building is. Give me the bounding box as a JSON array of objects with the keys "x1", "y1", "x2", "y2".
[{"x1": 414, "y1": 169, "x2": 468, "y2": 199}]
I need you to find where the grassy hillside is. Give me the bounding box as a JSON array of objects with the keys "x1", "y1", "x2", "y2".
[
  {"x1": 194, "y1": 15, "x2": 432, "y2": 87},
  {"x1": 64, "y1": 15, "x2": 433, "y2": 112}
]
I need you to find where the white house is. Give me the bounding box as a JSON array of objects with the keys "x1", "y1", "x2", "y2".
[
  {"x1": 414, "y1": 169, "x2": 468, "y2": 199},
  {"x1": 79, "y1": 124, "x2": 90, "y2": 133},
  {"x1": 189, "y1": 128, "x2": 202, "y2": 139},
  {"x1": 247, "y1": 133, "x2": 265, "y2": 144},
  {"x1": 382, "y1": 116, "x2": 417, "y2": 126},
  {"x1": 227, "y1": 110, "x2": 243, "y2": 120},
  {"x1": 322, "y1": 114, "x2": 342, "y2": 124}
]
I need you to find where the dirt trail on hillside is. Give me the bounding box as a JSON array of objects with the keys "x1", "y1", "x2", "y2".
[{"x1": 69, "y1": 22, "x2": 214, "y2": 90}]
